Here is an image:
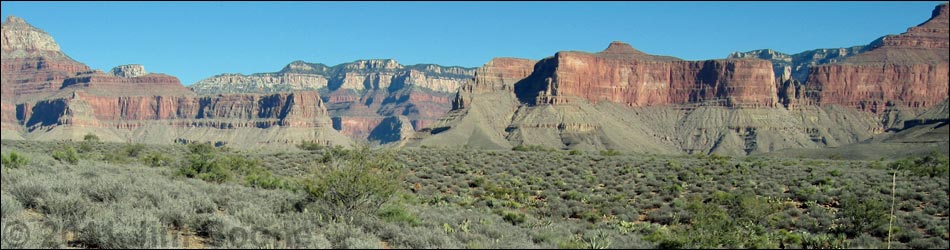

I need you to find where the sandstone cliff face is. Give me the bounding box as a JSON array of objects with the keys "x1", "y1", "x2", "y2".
[
  {"x1": 16, "y1": 90, "x2": 348, "y2": 146},
  {"x1": 61, "y1": 70, "x2": 195, "y2": 97},
  {"x1": 190, "y1": 59, "x2": 475, "y2": 143},
  {"x1": 520, "y1": 42, "x2": 777, "y2": 108},
  {"x1": 407, "y1": 58, "x2": 537, "y2": 149},
  {"x1": 414, "y1": 2, "x2": 950, "y2": 156},
  {"x1": 729, "y1": 46, "x2": 867, "y2": 83},
  {"x1": 2, "y1": 16, "x2": 90, "y2": 102},
  {"x1": 804, "y1": 3, "x2": 949, "y2": 114},
  {"x1": 805, "y1": 64, "x2": 949, "y2": 113},
  {"x1": 454, "y1": 58, "x2": 537, "y2": 110},
  {"x1": 110, "y1": 64, "x2": 148, "y2": 78},
  {"x1": 1, "y1": 16, "x2": 351, "y2": 148},
  {"x1": 191, "y1": 59, "x2": 474, "y2": 94}
]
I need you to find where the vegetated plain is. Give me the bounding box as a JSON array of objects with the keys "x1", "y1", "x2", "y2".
[{"x1": 1, "y1": 138, "x2": 947, "y2": 249}]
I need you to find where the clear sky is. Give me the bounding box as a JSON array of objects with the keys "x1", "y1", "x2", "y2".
[{"x1": 2, "y1": 1, "x2": 944, "y2": 85}]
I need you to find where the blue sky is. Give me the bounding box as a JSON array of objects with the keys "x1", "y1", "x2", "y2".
[{"x1": 2, "y1": 1, "x2": 944, "y2": 85}]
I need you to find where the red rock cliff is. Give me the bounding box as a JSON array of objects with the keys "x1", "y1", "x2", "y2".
[
  {"x1": 454, "y1": 58, "x2": 537, "y2": 110},
  {"x1": 2, "y1": 16, "x2": 90, "y2": 101},
  {"x1": 804, "y1": 3, "x2": 949, "y2": 113},
  {"x1": 21, "y1": 91, "x2": 335, "y2": 131},
  {"x1": 522, "y1": 41, "x2": 777, "y2": 108}
]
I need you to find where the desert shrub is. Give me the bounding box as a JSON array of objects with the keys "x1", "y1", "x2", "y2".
[
  {"x1": 378, "y1": 205, "x2": 420, "y2": 226},
  {"x1": 512, "y1": 144, "x2": 553, "y2": 152},
  {"x1": 124, "y1": 143, "x2": 146, "y2": 158},
  {"x1": 192, "y1": 213, "x2": 243, "y2": 245},
  {"x1": 41, "y1": 193, "x2": 93, "y2": 231},
  {"x1": 178, "y1": 148, "x2": 233, "y2": 183},
  {"x1": 305, "y1": 146, "x2": 404, "y2": 219},
  {"x1": 324, "y1": 222, "x2": 384, "y2": 249},
  {"x1": 906, "y1": 237, "x2": 944, "y2": 249},
  {"x1": 157, "y1": 201, "x2": 193, "y2": 230},
  {"x1": 8, "y1": 181, "x2": 51, "y2": 209},
  {"x1": 83, "y1": 133, "x2": 100, "y2": 142},
  {"x1": 838, "y1": 194, "x2": 888, "y2": 237},
  {"x1": 78, "y1": 208, "x2": 167, "y2": 249},
  {"x1": 244, "y1": 170, "x2": 291, "y2": 190},
  {"x1": 893, "y1": 151, "x2": 950, "y2": 178},
  {"x1": 1, "y1": 151, "x2": 29, "y2": 169},
  {"x1": 501, "y1": 210, "x2": 527, "y2": 225},
  {"x1": 0, "y1": 218, "x2": 63, "y2": 249},
  {"x1": 600, "y1": 149, "x2": 622, "y2": 157},
  {"x1": 142, "y1": 152, "x2": 173, "y2": 168},
  {"x1": 319, "y1": 145, "x2": 350, "y2": 163},
  {"x1": 297, "y1": 141, "x2": 326, "y2": 151},
  {"x1": 52, "y1": 146, "x2": 79, "y2": 165},
  {"x1": 1, "y1": 194, "x2": 23, "y2": 219},
  {"x1": 81, "y1": 179, "x2": 128, "y2": 203}
]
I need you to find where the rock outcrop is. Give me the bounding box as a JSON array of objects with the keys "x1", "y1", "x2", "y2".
[
  {"x1": 518, "y1": 41, "x2": 778, "y2": 108},
  {"x1": 405, "y1": 58, "x2": 537, "y2": 149},
  {"x1": 110, "y1": 64, "x2": 147, "y2": 78},
  {"x1": 729, "y1": 46, "x2": 867, "y2": 83},
  {"x1": 191, "y1": 60, "x2": 474, "y2": 94},
  {"x1": 2, "y1": 16, "x2": 90, "y2": 102},
  {"x1": 804, "y1": 3, "x2": 949, "y2": 114},
  {"x1": 413, "y1": 3, "x2": 948, "y2": 155},
  {"x1": 1, "y1": 16, "x2": 351, "y2": 148},
  {"x1": 190, "y1": 59, "x2": 475, "y2": 143},
  {"x1": 60, "y1": 70, "x2": 195, "y2": 97},
  {"x1": 367, "y1": 115, "x2": 416, "y2": 144}
]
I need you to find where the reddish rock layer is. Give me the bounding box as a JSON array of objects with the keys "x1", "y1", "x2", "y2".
[
  {"x1": 454, "y1": 58, "x2": 537, "y2": 110},
  {"x1": 0, "y1": 100, "x2": 17, "y2": 132},
  {"x1": 334, "y1": 116, "x2": 386, "y2": 139},
  {"x1": 19, "y1": 91, "x2": 333, "y2": 130},
  {"x1": 469, "y1": 58, "x2": 538, "y2": 93},
  {"x1": 525, "y1": 42, "x2": 777, "y2": 108},
  {"x1": 804, "y1": 3, "x2": 949, "y2": 113},
  {"x1": 61, "y1": 71, "x2": 195, "y2": 97},
  {"x1": 805, "y1": 63, "x2": 949, "y2": 113},
  {"x1": 0, "y1": 56, "x2": 89, "y2": 101}
]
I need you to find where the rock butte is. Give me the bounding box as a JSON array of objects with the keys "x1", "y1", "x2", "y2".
[{"x1": 408, "y1": 3, "x2": 949, "y2": 155}]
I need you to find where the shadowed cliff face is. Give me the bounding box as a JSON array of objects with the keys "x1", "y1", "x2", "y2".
[{"x1": 190, "y1": 59, "x2": 476, "y2": 142}]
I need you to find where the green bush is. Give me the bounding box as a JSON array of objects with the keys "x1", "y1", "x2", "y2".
[
  {"x1": 378, "y1": 206, "x2": 420, "y2": 226},
  {"x1": 888, "y1": 152, "x2": 947, "y2": 178},
  {"x1": 305, "y1": 146, "x2": 404, "y2": 219},
  {"x1": 600, "y1": 149, "x2": 622, "y2": 157},
  {"x1": 244, "y1": 170, "x2": 290, "y2": 190},
  {"x1": 124, "y1": 143, "x2": 146, "y2": 158},
  {"x1": 52, "y1": 146, "x2": 80, "y2": 165},
  {"x1": 838, "y1": 194, "x2": 887, "y2": 237},
  {"x1": 179, "y1": 152, "x2": 233, "y2": 183},
  {"x1": 320, "y1": 145, "x2": 350, "y2": 163},
  {"x1": 502, "y1": 210, "x2": 526, "y2": 225},
  {"x1": 83, "y1": 133, "x2": 100, "y2": 142},
  {"x1": 142, "y1": 152, "x2": 173, "y2": 168},
  {"x1": 1, "y1": 151, "x2": 29, "y2": 169}
]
